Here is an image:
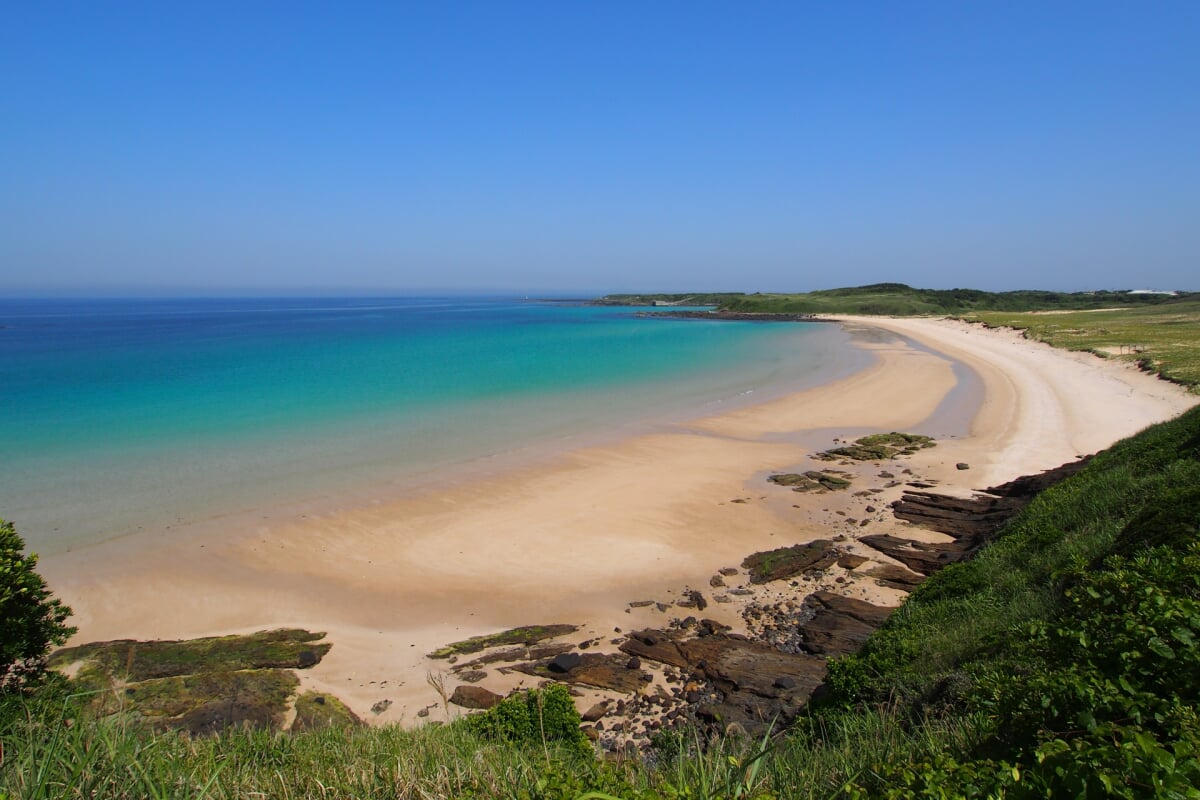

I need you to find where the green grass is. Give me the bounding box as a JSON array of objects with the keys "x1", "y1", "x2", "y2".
[
  {"x1": 960, "y1": 299, "x2": 1200, "y2": 390},
  {"x1": 291, "y1": 691, "x2": 363, "y2": 732},
  {"x1": 599, "y1": 284, "x2": 1194, "y2": 315},
  {"x1": 692, "y1": 284, "x2": 1190, "y2": 316}
]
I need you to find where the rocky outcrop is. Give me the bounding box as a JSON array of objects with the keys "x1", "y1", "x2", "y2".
[
  {"x1": 796, "y1": 591, "x2": 896, "y2": 656},
  {"x1": 511, "y1": 652, "x2": 652, "y2": 693},
  {"x1": 865, "y1": 563, "x2": 926, "y2": 590},
  {"x1": 768, "y1": 471, "x2": 852, "y2": 492},
  {"x1": 858, "y1": 533, "x2": 971, "y2": 575},
  {"x1": 742, "y1": 540, "x2": 839, "y2": 583},
  {"x1": 890, "y1": 458, "x2": 1090, "y2": 541},
  {"x1": 863, "y1": 458, "x2": 1094, "y2": 581},
  {"x1": 619, "y1": 629, "x2": 827, "y2": 735},
  {"x1": 450, "y1": 685, "x2": 503, "y2": 710}
]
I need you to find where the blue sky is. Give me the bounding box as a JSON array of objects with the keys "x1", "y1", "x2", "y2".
[{"x1": 2, "y1": 2, "x2": 1197, "y2": 294}]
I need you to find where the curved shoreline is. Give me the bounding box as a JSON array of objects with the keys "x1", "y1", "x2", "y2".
[{"x1": 40, "y1": 316, "x2": 1197, "y2": 724}]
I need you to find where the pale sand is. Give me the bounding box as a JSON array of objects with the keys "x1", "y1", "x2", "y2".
[{"x1": 40, "y1": 317, "x2": 1197, "y2": 724}]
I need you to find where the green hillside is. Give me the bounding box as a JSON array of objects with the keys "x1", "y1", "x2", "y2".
[
  {"x1": 597, "y1": 284, "x2": 1193, "y2": 316},
  {"x1": 962, "y1": 300, "x2": 1200, "y2": 390}
]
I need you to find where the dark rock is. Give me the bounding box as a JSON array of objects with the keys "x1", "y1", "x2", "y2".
[
  {"x1": 457, "y1": 669, "x2": 487, "y2": 683},
  {"x1": 837, "y1": 554, "x2": 868, "y2": 570},
  {"x1": 773, "y1": 676, "x2": 796, "y2": 690},
  {"x1": 797, "y1": 591, "x2": 897, "y2": 656},
  {"x1": 620, "y1": 630, "x2": 689, "y2": 669},
  {"x1": 454, "y1": 642, "x2": 572, "y2": 671},
  {"x1": 742, "y1": 540, "x2": 839, "y2": 583},
  {"x1": 859, "y1": 533, "x2": 971, "y2": 575},
  {"x1": 625, "y1": 656, "x2": 641, "y2": 670},
  {"x1": 582, "y1": 702, "x2": 609, "y2": 722},
  {"x1": 768, "y1": 471, "x2": 852, "y2": 492},
  {"x1": 449, "y1": 685, "x2": 501, "y2": 710},
  {"x1": 956, "y1": 462, "x2": 970, "y2": 470},
  {"x1": 710, "y1": 574, "x2": 726, "y2": 587},
  {"x1": 371, "y1": 699, "x2": 392, "y2": 715},
  {"x1": 296, "y1": 650, "x2": 319, "y2": 669},
  {"x1": 698, "y1": 619, "x2": 731, "y2": 637},
  {"x1": 513, "y1": 652, "x2": 650, "y2": 693},
  {"x1": 719, "y1": 567, "x2": 740, "y2": 576},
  {"x1": 548, "y1": 653, "x2": 582, "y2": 673},
  {"x1": 865, "y1": 564, "x2": 926, "y2": 591},
  {"x1": 629, "y1": 600, "x2": 655, "y2": 608}
]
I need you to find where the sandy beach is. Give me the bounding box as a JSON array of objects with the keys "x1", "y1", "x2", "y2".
[{"x1": 40, "y1": 316, "x2": 1198, "y2": 724}]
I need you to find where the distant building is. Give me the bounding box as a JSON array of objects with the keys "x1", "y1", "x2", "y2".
[{"x1": 1128, "y1": 289, "x2": 1178, "y2": 296}]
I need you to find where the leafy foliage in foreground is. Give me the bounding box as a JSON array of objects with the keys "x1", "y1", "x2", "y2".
[
  {"x1": 0, "y1": 519, "x2": 75, "y2": 691},
  {"x1": 465, "y1": 684, "x2": 590, "y2": 754}
]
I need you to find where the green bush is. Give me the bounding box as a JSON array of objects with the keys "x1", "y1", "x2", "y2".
[
  {"x1": 464, "y1": 683, "x2": 589, "y2": 753},
  {"x1": 0, "y1": 519, "x2": 75, "y2": 691}
]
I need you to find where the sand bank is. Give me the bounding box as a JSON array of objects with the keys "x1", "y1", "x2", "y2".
[{"x1": 41, "y1": 316, "x2": 1197, "y2": 723}]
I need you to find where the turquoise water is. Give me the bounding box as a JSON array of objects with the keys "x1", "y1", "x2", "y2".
[{"x1": 0, "y1": 297, "x2": 865, "y2": 552}]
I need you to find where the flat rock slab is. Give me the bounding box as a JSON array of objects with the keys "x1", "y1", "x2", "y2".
[
  {"x1": 450, "y1": 685, "x2": 503, "y2": 710},
  {"x1": 742, "y1": 540, "x2": 839, "y2": 583},
  {"x1": 621, "y1": 628, "x2": 827, "y2": 732},
  {"x1": 619, "y1": 630, "x2": 690, "y2": 669},
  {"x1": 683, "y1": 635, "x2": 826, "y2": 701},
  {"x1": 452, "y1": 642, "x2": 573, "y2": 671},
  {"x1": 797, "y1": 591, "x2": 897, "y2": 656},
  {"x1": 511, "y1": 652, "x2": 651, "y2": 693},
  {"x1": 865, "y1": 563, "x2": 926, "y2": 591},
  {"x1": 859, "y1": 533, "x2": 971, "y2": 575},
  {"x1": 428, "y1": 624, "x2": 578, "y2": 659},
  {"x1": 891, "y1": 458, "x2": 1091, "y2": 540}
]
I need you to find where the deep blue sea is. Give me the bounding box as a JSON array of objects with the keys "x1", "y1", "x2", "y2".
[{"x1": 0, "y1": 297, "x2": 865, "y2": 553}]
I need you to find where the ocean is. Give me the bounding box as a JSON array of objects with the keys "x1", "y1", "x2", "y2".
[{"x1": 0, "y1": 297, "x2": 867, "y2": 553}]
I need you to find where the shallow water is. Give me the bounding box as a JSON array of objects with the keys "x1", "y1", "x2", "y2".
[{"x1": 0, "y1": 297, "x2": 867, "y2": 552}]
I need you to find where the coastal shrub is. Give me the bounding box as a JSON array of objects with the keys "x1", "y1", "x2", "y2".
[
  {"x1": 0, "y1": 519, "x2": 75, "y2": 691},
  {"x1": 849, "y1": 543, "x2": 1200, "y2": 797},
  {"x1": 464, "y1": 683, "x2": 589, "y2": 753}
]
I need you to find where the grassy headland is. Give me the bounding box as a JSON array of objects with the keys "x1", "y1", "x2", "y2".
[
  {"x1": 5, "y1": 403, "x2": 1200, "y2": 797},
  {"x1": 599, "y1": 283, "x2": 1193, "y2": 316},
  {"x1": 959, "y1": 300, "x2": 1200, "y2": 391}
]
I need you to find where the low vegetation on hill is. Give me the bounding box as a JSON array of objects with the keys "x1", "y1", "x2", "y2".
[
  {"x1": 960, "y1": 300, "x2": 1200, "y2": 391},
  {"x1": 599, "y1": 283, "x2": 1193, "y2": 317}
]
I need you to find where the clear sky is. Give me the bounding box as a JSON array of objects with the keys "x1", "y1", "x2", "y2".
[{"x1": 2, "y1": 2, "x2": 1197, "y2": 295}]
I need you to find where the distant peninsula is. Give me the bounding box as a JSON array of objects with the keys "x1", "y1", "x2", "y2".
[{"x1": 594, "y1": 282, "x2": 1193, "y2": 316}]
